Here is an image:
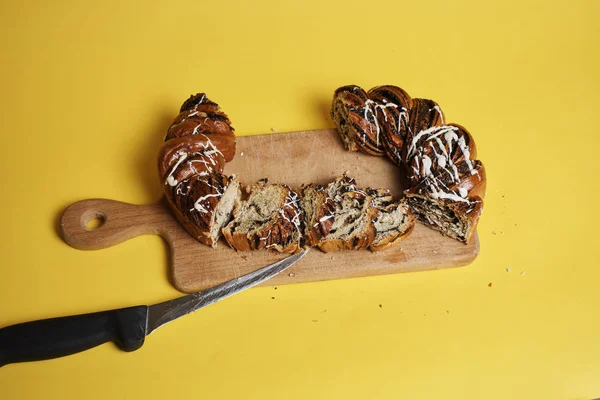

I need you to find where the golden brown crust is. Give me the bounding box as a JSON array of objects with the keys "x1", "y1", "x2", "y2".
[
  {"x1": 366, "y1": 188, "x2": 416, "y2": 252},
  {"x1": 330, "y1": 85, "x2": 386, "y2": 156},
  {"x1": 367, "y1": 85, "x2": 413, "y2": 166},
  {"x1": 316, "y1": 177, "x2": 379, "y2": 252},
  {"x1": 317, "y1": 206, "x2": 378, "y2": 252},
  {"x1": 330, "y1": 85, "x2": 486, "y2": 244},
  {"x1": 166, "y1": 174, "x2": 240, "y2": 247},
  {"x1": 158, "y1": 93, "x2": 238, "y2": 247},
  {"x1": 369, "y1": 221, "x2": 415, "y2": 252}
]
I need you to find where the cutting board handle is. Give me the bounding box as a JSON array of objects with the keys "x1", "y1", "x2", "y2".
[{"x1": 60, "y1": 198, "x2": 171, "y2": 250}]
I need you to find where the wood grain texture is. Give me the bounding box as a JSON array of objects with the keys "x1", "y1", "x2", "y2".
[{"x1": 61, "y1": 129, "x2": 479, "y2": 293}]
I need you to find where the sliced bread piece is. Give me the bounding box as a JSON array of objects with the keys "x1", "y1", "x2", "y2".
[
  {"x1": 367, "y1": 188, "x2": 415, "y2": 252},
  {"x1": 167, "y1": 173, "x2": 241, "y2": 248},
  {"x1": 404, "y1": 159, "x2": 485, "y2": 243},
  {"x1": 222, "y1": 180, "x2": 303, "y2": 253},
  {"x1": 300, "y1": 183, "x2": 335, "y2": 247},
  {"x1": 317, "y1": 175, "x2": 377, "y2": 252}
]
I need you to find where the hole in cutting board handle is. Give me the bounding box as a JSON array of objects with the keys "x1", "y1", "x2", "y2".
[{"x1": 81, "y1": 210, "x2": 107, "y2": 231}]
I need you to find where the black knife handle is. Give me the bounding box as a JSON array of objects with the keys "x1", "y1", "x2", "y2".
[{"x1": 0, "y1": 305, "x2": 148, "y2": 367}]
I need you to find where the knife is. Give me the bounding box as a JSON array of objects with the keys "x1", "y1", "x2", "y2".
[{"x1": 0, "y1": 249, "x2": 309, "y2": 367}]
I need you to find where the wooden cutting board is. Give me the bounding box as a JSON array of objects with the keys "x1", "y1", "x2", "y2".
[{"x1": 60, "y1": 129, "x2": 479, "y2": 293}]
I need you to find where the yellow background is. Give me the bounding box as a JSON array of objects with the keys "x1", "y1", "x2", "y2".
[{"x1": 1, "y1": 0, "x2": 599, "y2": 398}]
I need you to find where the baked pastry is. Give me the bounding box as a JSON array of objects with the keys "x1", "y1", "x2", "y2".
[
  {"x1": 367, "y1": 188, "x2": 415, "y2": 251},
  {"x1": 316, "y1": 176, "x2": 377, "y2": 252},
  {"x1": 314, "y1": 176, "x2": 414, "y2": 252},
  {"x1": 158, "y1": 93, "x2": 240, "y2": 247},
  {"x1": 159, "y1": 92, "x2": 418, "y2": 253},
  {"x1": 300, "y1": 183, "x2": 336, "y2": 247},
  {"x1": 223, "y1": 180, "x2": 303, "y2": 253},
  {"x1": 331, "y1": 85, "x2": 486, "y2": 243},
  {"x1": 367, "y1": 85, "x2": 413, "y2": 166}
]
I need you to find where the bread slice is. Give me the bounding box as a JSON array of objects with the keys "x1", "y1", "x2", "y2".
[
  {"x1": 166, "y1": 173, "x2": 241, "y2": 248},
  {"x1": 404, "y1": 159, "x2": 486, "y2": 243},
  {"x1": 222, "y1": 180, "x2": 303, "y2": 253},
  {"x1": 316, "y1": 176, "x2": 377, "y2": 252},
  {"x1": 300, "y1": 183, "x2": 336, "y2": 247},
  {"x1": 367, "y1": 189, "x2": 415, "y2": 251}
]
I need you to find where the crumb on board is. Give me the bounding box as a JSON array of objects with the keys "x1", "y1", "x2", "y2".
[
  {"x1": 501, "y1": 231, "x2": 505, "y2": 235},
  {"x1": 271, "y1": 127, "x2": 278, "y2": 132},
  {"x1": 521, "y1": 270, "x2": 526, "y2": 276},
  {"x1": 312, "y1": 320, "x2": 319, "y2": 323},
  {"x1": 378, "y1": 304, "x2": 383, "y2": 308},
  {"x1": 321, "y1": 309, "x2": 327, "y2": 313},
  {"x1": 492, "y1": 231, "x2": 497, "y2": 235},
  {"x1": 240, "y1": 151, "x2": 244, "y2": 156},
  {"x1": 241, "y1": 255, "x2": 248, "y2": 261},
  {"x1": 289, "y1": 272, "x2": 296, "y2": 277},
  {"x1": 506, "y1": 268, "x2": 511, "y2": 273},
  {"x1": 271, "y1": 296, "x2": 275, "y2": 300},
  {"x1": 446, "y1": 310, "x2": 450, "y2": 314},
  {"x1": 488, "y1": 282, "x2": 493, "y2": 287},
  {"x1": 274, "y1": 286, "x2": 277, "y2": 290}
]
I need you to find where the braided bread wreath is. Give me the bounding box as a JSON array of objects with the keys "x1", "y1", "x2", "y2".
[{"x1": 158, "y1": 87, "x2": 486, "y2": 254}]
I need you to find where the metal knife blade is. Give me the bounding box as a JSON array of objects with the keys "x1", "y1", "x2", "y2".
[{"x1": 146, "y1": 248, "x2": 309, "y2": 335}]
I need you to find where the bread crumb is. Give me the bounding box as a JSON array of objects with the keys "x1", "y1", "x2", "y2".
[
  {"x1": 271, "y1": 127, "x2": 278, "y2": 132},
  {"x1": 506, "y1": 268, "x2": 511, "y2": 273},
  {"x1": 289, "y1": 272, "x2": 296, "y2": 277},
  {"x1": 378, "y1": 304, "x2": 383, "y2": 308},
  {"x1": 520, "y1": 270, "x2": 526, "y2": 276},
  {"x1": 492, "y1": 231, "x2": 497, "y2": 235},
  {"x1": 446, "y1": 310, "x2": 450, "y2": 314},
  {"x1": 501, "y1": 231, "x2": 505, "y2": 235},
  {"x1": 344, "y1": 170, "x2": 350, "y2": 175},
  {"x1": 312, "y1": 319, "x2": 318, "y2": 323},
  {"x1": 274, "y1": 287, "x2": 277, "y2": 290},
  {"x1": 321, "y1": 309, "x2": 327, "y2": 313},
  {"x1": 240, "y1": 151, "x2": 244, "y2": 156},
  {"x1": 271, "y1": 296, "x2": 275, "y2": 300},
  {"x1": 488, "y1": 282, "x2": 492, "y2": 287}
]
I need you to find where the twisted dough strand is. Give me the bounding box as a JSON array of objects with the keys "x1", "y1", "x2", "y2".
[{"x1": 158, "y1": 93, "x2": 238, "y2": 247}]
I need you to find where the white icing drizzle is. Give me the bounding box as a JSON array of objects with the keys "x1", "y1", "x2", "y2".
[
  {"x1": 432, "y1": 105, "x2": 445, "y2": 124},
  {"x1": 279, "y1": 190, "x2": 302, "y2": 233},
  {"x1": 407, "y1": 124, "x2": 481, "y2": 204},
  {"x1": 319, "y1": 215, "x2": 334, "y2": 223},
  {"x1": 192, "y1": 180, "x2": 224, "y2": 214},
  {"x1": 260, "y1": 230, "x2": 272, "y2": 242},
  {"x1": 406, "y1": 125, "x2": 458, "y2": 159},
  {"x1": 397, "y1": 107, "x2": 408, "y2": 135},
  {"x1": 363, "y1": 99, "x2": 399, "y2": 146},
  {"x1": 165, "y1": 153, "x2": 188, "y2": 186},
  {"x1": 425, "y1": 175, "x2": 470, "y2": 204},
  {"x1": 421, "y1": 155, "x2": 433, "y2": 177},
  {"x1": 413, "y1": 155, "x2": 420, "y2": 175}
]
